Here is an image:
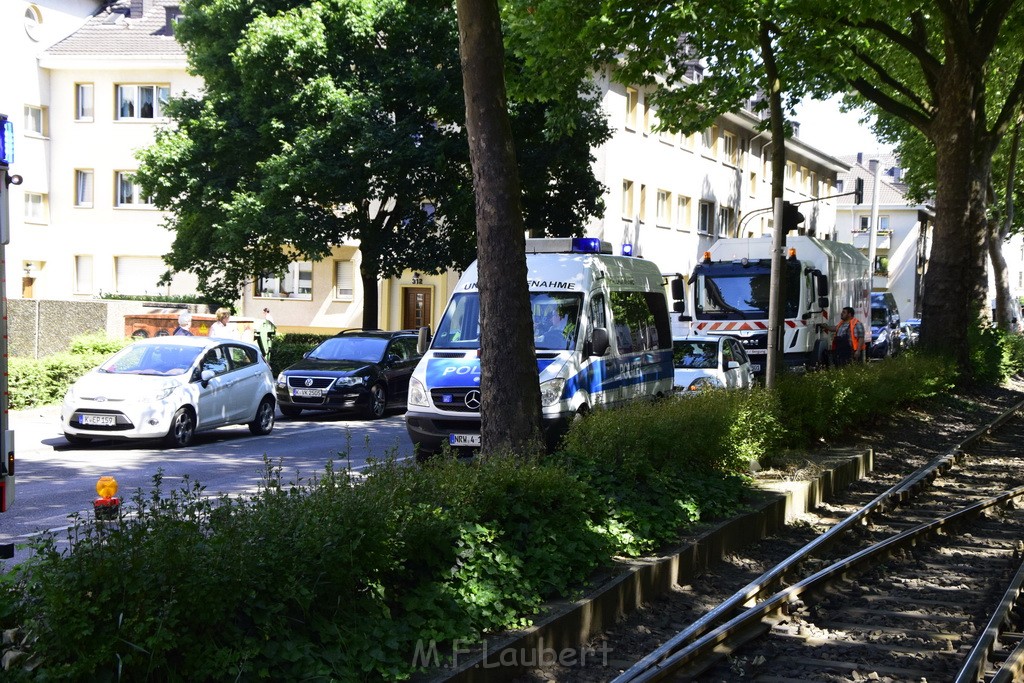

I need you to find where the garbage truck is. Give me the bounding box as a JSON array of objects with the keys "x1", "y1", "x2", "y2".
[{"x1": 677, "y1": 235, "x2": 871, "y2": 374}]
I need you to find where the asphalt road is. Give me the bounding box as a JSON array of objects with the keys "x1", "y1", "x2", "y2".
[{"x1": 0, "y1": 404, "x2": 416, "y2": 569}]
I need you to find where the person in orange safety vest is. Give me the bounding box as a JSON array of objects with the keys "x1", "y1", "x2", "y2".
[{"x1": 822, "y1": 306, "x2": 865, "y2": 366}]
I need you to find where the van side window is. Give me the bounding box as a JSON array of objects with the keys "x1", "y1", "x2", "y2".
[
  {"x1": 610, "y1": 291, "x2": 661, "y2": 352},
  {"x1": 589, "y1": 293, "x2": 607, "y2": 336}
]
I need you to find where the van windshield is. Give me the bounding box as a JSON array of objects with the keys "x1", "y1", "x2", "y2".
[{"x1": 433, "y1": 292, "x2": 584, "y2": 351}]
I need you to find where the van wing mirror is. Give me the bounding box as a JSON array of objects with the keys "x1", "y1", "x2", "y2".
[
  {"x1": 670, "y1": 276, "x2": 685, "y2": 301},
  {"x1": 813, "y1": 270, "x2": 828, "y2": 297},
  {"x1": 589, "y1": 327, "x2": 610, "y2": 357},
  {"x1": 416, "y1": 326, "x2": 432, "y2": 355},
  {"x1": 673, "y1": 301, "x2": 686, "y2": 314},
  {"x1": 818, "y1": 296, "x2": 829, "y2": 310}
]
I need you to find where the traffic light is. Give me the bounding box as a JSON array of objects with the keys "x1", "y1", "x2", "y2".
[
  {"x1": 782, "y1": 201, "x2": 804, "y2": 232},
  {"x1": 854, "y1": 177, "x2": 864, "y2": 204}
]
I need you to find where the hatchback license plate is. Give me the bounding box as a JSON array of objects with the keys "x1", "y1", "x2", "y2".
[
  {"x1": 80, "y1": 414, "x2": 115, "y2": 426},
  {"x1": 449, "y1": 433, "x2": 481, "y2": 447},
  {"x1": 293, "y1": 388, "x2": 323, "y2": 397}
]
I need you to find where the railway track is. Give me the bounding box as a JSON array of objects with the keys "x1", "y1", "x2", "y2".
[{"x1": 614, "y1": 398, "x2": 1024, "y2": 682}]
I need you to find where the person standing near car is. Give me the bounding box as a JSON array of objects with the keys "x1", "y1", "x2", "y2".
[
  {"x1": 172, "y1": 311, "x2": 193, "y2": 336},
  {"x1": 823, "y1": 306, "x2": 865, "y2": 366},
  {"x1": 209, "y1": 308, "x2": 239, "y2": 339}
]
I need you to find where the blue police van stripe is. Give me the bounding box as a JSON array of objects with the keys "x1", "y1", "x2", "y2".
[{"x1": 425, "y1": 357, "x2": 563, "y2": 388}]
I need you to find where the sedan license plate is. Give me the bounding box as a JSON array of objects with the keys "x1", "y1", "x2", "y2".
[
  {"x1": 293, "y1": 388, "x2": 323, "y2": 398},
  {"x1": 80, "y1": 414, "x2": 115, "y2": 427},
  {"x1": 449, "y1": 433, "x2": 481, "y2": 447}
]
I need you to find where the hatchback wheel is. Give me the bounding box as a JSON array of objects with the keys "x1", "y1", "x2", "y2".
[
  {"x1": 249, "y1": 398, "x2": 275, "y2": 435},
  {"x1": 164, "y1": 407, "x2": 196, "y2": 448},
  {"x1": 366, "y1": 384, "x2": 387, "y2": 419}
]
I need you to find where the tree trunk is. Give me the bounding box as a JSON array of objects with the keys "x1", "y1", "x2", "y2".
[
  {"x1": 919, "y1": 59, "x2": 992, "y2": 378},
  {"x1": 991, "y1": 124, "x2": 1021, "y2": 331},
  {"x1": 456, "y1": 0, "x2": 543, "y2": 456},
  {"x1": 360, "y1": 269, "x2": 379, "y2": 330}
]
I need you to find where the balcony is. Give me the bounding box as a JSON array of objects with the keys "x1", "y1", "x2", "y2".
[{"x1": 851, "y1": 229, "x2": 892, "y2": 250}]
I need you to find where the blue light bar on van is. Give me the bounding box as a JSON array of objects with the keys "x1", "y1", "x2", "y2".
[
  {"x1": 621, "y1": 243, "x2": 633, "y2": 256},
  {"x1": 524, "y1": 238, "x2": 613, "y2": 255},
  {"x1": 0, "y1": 115, "x2": 12, "y2": 166}
]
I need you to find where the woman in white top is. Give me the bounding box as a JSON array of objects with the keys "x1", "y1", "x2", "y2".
[{"x1": 208, "y1": 307, "x2": 240, "y2": 339}]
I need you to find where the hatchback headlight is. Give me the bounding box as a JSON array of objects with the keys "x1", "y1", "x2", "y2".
[
  {"x1": 333, "y1": 376, "x2": 367, "y2": 388},
  {"x1": 408, "y1": 377, "x2": 429, "y2": 407},
  {"x1": 539, "y1": 378, "x2": 566, "y2": 407},
  {"x1": 687, "y1": 376, "x2": 723, "y2": 392}
]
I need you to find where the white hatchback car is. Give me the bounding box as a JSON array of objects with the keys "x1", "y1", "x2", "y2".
[
  {"x1": 61, "y1": 336, "x2": 276, "y2": 447},
  {"x1": 672, "y1": 336, "x2": 756, "y2": 395}
]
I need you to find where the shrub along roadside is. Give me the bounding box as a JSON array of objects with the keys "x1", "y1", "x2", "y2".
[{"x1": 0, "y1": 352, "x2": 973, "y2": 681}]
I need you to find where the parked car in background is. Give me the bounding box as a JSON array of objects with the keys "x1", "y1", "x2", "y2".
[
  {"x1": 868, "y1": 291, "x2": 902, "y2": 359},
  {"x1": 61, "y1": 336, "x2": 276, "y2": 447},
  {"x1": 276, "y1": 330, "x2": 422, "y2": 419},
  {"x1": 902, "y1": 318, "x2": 921, "y2": 347},
  {"x1": 672, "y1": 336, "x2": 755, "y2": 395}
]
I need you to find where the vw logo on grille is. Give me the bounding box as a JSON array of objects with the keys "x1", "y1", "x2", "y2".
[
  {"x1": 464, "y1": 390, "x2": 481, "y2": 410},
  {"x1": 304, "y1": 378, "x2": 314, "y2": 387}
]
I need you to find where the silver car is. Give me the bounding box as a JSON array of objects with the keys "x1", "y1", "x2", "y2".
[
  {"x1": 61, "y1": 336, "x2": 276, "y2": 447},
  {"x1": 672, "y1": 336, "x2": 756, "y2": 395}
]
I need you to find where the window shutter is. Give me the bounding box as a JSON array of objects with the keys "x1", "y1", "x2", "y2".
[{"x1": 336, "y1": 260, "x2": 354, "y2": 300}]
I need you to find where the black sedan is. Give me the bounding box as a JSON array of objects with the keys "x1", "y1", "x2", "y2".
[{"x1": 275, "y1": 330, "x2": 422, "y2": 419}]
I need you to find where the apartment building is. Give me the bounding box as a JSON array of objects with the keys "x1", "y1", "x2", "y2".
[{"x1": 7, "y1": 0, "x2": 849, "y2": 335}]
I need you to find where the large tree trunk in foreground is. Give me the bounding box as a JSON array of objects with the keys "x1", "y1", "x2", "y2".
[{"x1": 456, "y1": 0, "x2": 543, "y2": 456}]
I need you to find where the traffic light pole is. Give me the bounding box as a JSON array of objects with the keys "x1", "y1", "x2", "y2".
[{"x1": 0, "y1": 114, "x2": 15, "y2": 550}]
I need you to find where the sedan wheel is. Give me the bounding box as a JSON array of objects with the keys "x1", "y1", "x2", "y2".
[
  {"x1": 164, "y1": 407, "x2": 196, "y2": 448},
  {"x1": 249, "y1": 398, "x2": 275, "y2": 435},
  {"x1": 366, "y1": 384, "x2": 387, "y2": 419}
]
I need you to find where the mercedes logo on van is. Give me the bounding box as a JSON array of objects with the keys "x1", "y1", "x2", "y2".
[{"x1": 464, "y1": 390, "x2": 481, "y2": 410}]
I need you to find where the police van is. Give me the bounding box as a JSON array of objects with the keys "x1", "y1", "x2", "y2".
[{"x1": 405, "y1": 237, "x2": 675, "y2": 457}]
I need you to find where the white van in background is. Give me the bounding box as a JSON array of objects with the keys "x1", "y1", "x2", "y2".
[{"x1": 405, "y1": 238, "x2": 676, "y2": 457}]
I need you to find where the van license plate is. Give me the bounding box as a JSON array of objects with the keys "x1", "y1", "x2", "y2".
[
  {"x1": 293, "y1": 388, "x2": 323, "y2": 397},
  {"x1": 449, "y1": 433, "x2": 481, "y2": 447},
  {"x1": 80, "y1": 414, "x2": 115, "y2": 426}
]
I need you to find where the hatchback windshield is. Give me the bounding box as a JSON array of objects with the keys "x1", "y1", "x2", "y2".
[
  {"x1": 308, "y1": 336, "x2": 389, "y2": 362},
  {"x1": 101, "y1": 344, "x2": 203, "y2": 376},
  {"x1": 673, "y1": 340, "x2": 718, "y2": 369}
]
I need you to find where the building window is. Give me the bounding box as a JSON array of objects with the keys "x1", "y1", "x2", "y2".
[
  {"x1": 625, "y1": 87, "x2": 639, "y2": 130},
  {"x1": 656, "y1": 190, "x2": 671, "y2": 226},
  {"x1": 115, "y1": 172, "x2": 154, "y2": 207},
  {"x1": 76, "y1": 84, "x2": 94, "y2": 121},
  {"x1": 785, "y1": 161, "x2": 796, "y2": 185},
  {"x1": 622, "y1": 179, "x2": 634, "y2": 217},
  {"x1": 256, "y1": 262, "x2": 313, "y2": 300},
  {"x1": 701, "y1": 126, "x2": 718, "y2": 157},
  {"x1": 676, "y1": 195, "x2": 691, "y2": 230},
  {"x1": 24, "y1": 105, "x2": 46, "y2": 136},
  {"x1": 718, "y1": 206, "x2": 735, "y2": 238},
  {"x1": 75, "y1": 170, "x2": 94, "y2": 207},
  {"x1": 642, "y1": 97, "x2": 652, "y2": 135},
  {"x1": 810, "y1": 171, "x2": 819, "y2": 197},
  {"x1": 879, "y1": 215, "x2": 890, "y2": 231},
  {"x1": 722, "y1": 131, "x2": 737, "y2": 166},
  {"x1": 749, "y1": 171, "x2": 757, "y2": 196},
  {"x1": 335, "y1": 260, "x2": 355, "y2": 300},
  {"x1": 74, "y1": 255, "x2": 94, "y2": 293},
  {"x1": 116, "y1": 84, "x2": 170, "y2": 120},
  {"x1": 698, "y1": 201, "x2": 714, "y2": 235},
  {"x1": 638, "y1": 184, "x2": 647, "y2": 222},
  {"x1": 24, "y1": 4, "x2": 42, "y2": 41},
  {"x1": 24, "y1": 193, "x2": 46, "y2": 223}
]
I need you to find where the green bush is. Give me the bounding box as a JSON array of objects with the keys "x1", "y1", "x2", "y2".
[
  {"x1": 267, "y1": 333, "x2": 331, "y2": 375},
  {"x1": 0, "y1": 352, "x2": 968, "y2": 680},
  {"x1": 9, "y1": 353, "x2": 109, "y2": 410}
]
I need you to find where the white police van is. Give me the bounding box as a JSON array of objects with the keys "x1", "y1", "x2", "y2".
[{"x1": 405, "y1": 237, "x2": 675, "y2": 456}]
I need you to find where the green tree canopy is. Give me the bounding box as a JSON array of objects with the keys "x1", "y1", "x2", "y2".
[{"x1": 136, "y1": 0, "x2": 609, "y2": 325}]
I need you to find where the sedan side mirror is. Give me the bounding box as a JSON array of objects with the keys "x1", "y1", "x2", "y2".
[{"x1": 200, "y1": 368, "x2": 215, "y2": 387}]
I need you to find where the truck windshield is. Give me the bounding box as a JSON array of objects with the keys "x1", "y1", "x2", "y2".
[
  {"x1": 694, "y1": 263, "x2": 801, "y2": 319},
  {"x1": 433, "y1": 292, "x2": 583, "y2": 350}
]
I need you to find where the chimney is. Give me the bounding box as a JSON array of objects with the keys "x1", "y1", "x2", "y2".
[
  {"x1": 130, "y1": 0, "x2": 150, "y2": 18},
  {"x1": 868, "y1": 158, "x2": 879, "y2": 173},
  {"x1": 857, "y1": 152, "x2": 863, "y2": 165}
]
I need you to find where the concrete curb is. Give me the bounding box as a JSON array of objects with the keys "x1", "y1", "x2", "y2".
[{"x1": 427, "y1": 447, "x2": 873, "y2": 682}]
